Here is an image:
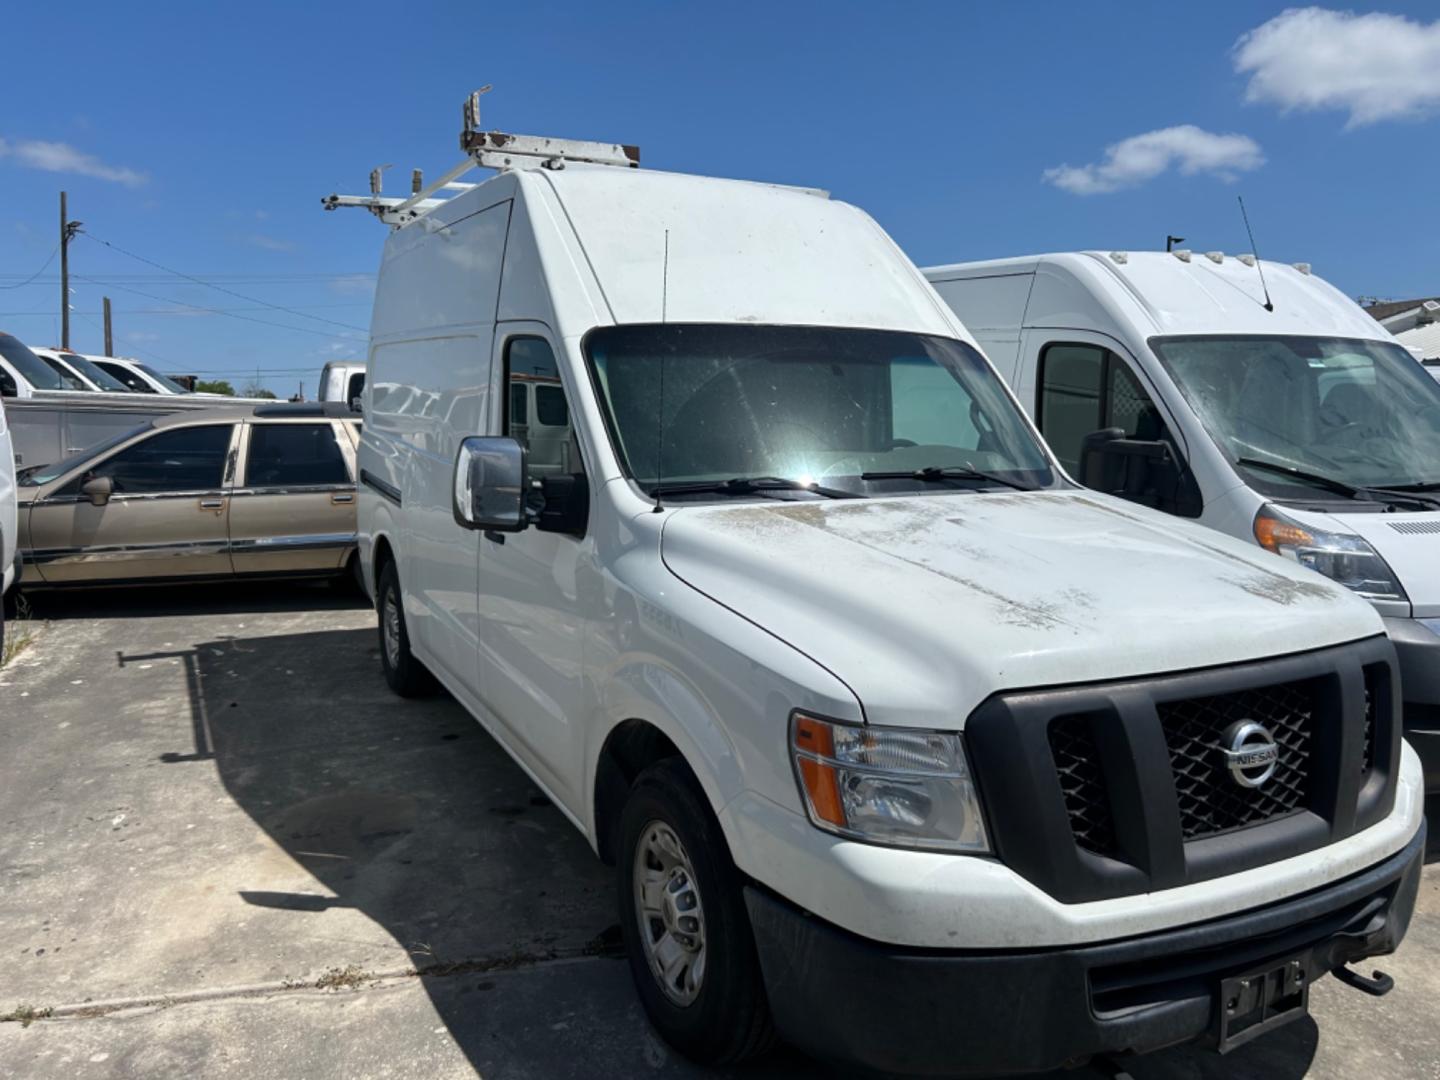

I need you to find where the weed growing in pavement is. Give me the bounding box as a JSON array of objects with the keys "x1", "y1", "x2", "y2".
[
  {"x1": 1, "y1": 593, "x2": 34, "y2": 668},
  {"x1": 314, "y1": 965, "x2": 371, "y2": 990},
  {"x1": 1, "y1": 1004, "x2": 52, "y2": 1027}
]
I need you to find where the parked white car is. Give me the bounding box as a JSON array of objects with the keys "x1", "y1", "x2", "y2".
[
  {"x1": 0, "y1": 391, "x2": 17, "y2": 654},
  {"x1": 0, "y1": 332, "x2": 80, "y2": 398},
  {"x1": 334, "y1": 115, "x2": 1425, "y2": 1076},
  {"x1": 31, "y1": 347, "x2": 137, "y2": 394},
  {"x1": 925, "y1": 252, "x2": 1440, "y2": 827},
  {"x1": 86, "y1": 355, "x2": 195, "y2": 395}
]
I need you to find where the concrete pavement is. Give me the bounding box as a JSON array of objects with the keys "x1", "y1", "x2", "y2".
[{"x1": 1, "y1": 584, "x2": 1436, "y2": 1079}]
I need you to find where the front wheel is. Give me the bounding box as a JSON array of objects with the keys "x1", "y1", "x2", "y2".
[
  {"x1": 375, "y1": 561, "x2": 436, "y2": 698},
  {"x1": 618, "y1": 758, "x2": 774, "y2": 1064}
]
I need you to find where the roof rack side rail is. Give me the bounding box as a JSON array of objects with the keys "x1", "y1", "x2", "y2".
[{"x1": 322, "y1": 88, "x2": 640, "y2": 228}]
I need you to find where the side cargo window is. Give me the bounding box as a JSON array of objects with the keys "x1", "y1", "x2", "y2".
[
  {"x1": 504, "y1": 335, "x2": 588, "y2": 535},
  {"x1": 1037, "y1": 343, "x2": 1200, "y2": 516},
  {"x1": 245, "y1": 423, "x2": 350, "y2": 487}
]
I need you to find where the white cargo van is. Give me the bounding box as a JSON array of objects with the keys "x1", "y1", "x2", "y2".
[
  {"x1": 331, "y1": 101, "x2": 1425, "y2": 1075},
  {"x1": 924, "y1": 253, "x2": 1440, "y2": 830}
]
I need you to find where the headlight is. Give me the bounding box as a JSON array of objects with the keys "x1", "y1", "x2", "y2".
[
  {"x1": 1253, "y1": 504, "x2": 1408, "y2": 603},
  {"x1": 789, "y1": 712, "x2": 989, "y2": 853}
]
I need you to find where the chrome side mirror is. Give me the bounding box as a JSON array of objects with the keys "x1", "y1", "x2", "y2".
[
  {"x1": 453, "y1": 436, "x2": 528, "y2": 532},
  {"x1": 81, "y1": 475, "x2": 113, "y2": 507}
]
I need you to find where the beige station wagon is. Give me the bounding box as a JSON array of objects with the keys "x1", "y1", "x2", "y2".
[{"x1": 15, "y1": 403, "x2": 359, "y2": 588}]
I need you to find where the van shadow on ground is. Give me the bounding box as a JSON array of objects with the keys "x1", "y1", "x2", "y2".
[{"x1": 142, "y1": 619, "x2": 1319, "y2": 1080}]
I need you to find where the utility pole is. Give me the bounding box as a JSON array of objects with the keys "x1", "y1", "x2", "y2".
[
  {"x1": 60, "y1": 192, "x2": 70, "y2": 349},
  {"x1": 103, "y1": 296, "x2": 113, "y2": 356},
  {"x1": 58, "y1": 192, "x2": 83, "y2": 350}
]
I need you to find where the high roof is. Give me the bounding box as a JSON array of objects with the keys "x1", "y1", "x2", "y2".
[
  {"x1": 926, "y1": 251, "x2": 1387, "y2": 340},
  {"x1": 531, "y1": 165, "x2": 958, "y2": 335}
]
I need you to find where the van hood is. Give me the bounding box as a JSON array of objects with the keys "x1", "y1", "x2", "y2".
[
  {"x1": 660, "y1": 491, "x2": 1383, "y2": 729},
  {"x1": 1287, "y1": 506, "x2": 1440, "y2": 619}
]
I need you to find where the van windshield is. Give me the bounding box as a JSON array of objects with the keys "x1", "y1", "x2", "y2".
[
  {"x1": 586, "y1": 324, "x2": 1054, "y2": 497},
  {"x1": 0, "y1": 332, "x2": 65, "y2": 391},
  {"x1": 1152, "y1": 335, "x2": 1440, "y2": 495}
]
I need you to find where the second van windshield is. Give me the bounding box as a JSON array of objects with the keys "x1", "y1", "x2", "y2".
[
  {"x1": 1152, "y1": 335, "x2": 1440, "y2": 494},
  {"x1": 586, "y1": 324, "x2": 1054, "y2": 496}
]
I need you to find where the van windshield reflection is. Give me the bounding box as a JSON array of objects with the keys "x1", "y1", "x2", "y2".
[{"x1": 585, "y1": 324, "x2": 1054, "y2": 499}]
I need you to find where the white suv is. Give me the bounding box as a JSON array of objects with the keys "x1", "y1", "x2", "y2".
[{"x1": 335, "y1": 124, "x2": 1425, "y2": 1075}]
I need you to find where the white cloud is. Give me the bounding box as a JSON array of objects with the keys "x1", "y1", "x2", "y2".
[
  {"x1": 1234, "y1": 7, "x2": 1440, "y2": 127},
  {"x1": 242, "y1": 233, "x2": 296, "y2": 253},
  {"x1": 0, "y1": 137, "x2": 146, "y2": 186},
  {"x1": 1043, "y1": 125, "x2": 1264, "y2": 195},
  {"x1": 328, "y1": 273, "x2": 375, "y2": 296}
]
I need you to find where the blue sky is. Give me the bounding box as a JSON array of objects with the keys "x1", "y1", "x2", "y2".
[{"x1": 3, "y1": 1, "x2": 1439, "y2": 395}]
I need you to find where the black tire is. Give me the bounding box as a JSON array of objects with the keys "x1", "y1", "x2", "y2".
[
  {"x1": 375, "y1": 560, "x2": 437, "y2": 698},
  {"x1": 618, "y1": 758, "x2": 775, "y2": 1065}
]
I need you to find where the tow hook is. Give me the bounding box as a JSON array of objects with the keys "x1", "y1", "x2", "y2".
[{"x1": 1334, "y1": 965, "x2": 1395, "y2": 997}]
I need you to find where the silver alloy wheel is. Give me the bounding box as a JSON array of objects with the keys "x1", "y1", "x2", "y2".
[
  {"x1": 633, "y1": 819, "x2": 707, "y2": 1006},
  {"x1": 382, "y1": 590, "x2": 402, "y2": 667}
]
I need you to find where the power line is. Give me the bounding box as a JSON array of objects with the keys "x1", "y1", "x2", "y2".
[
  {"x1": 80, "y1": 232, "x2": 369, "y2": 332},
  {"x1": 0, "y1": 272, "x2": 374, "y2": 282},
  {"x1": 71, "y1": 273, "x2": 367, "y2": 341},
  {"x1": 72, "y1": 309, "x2": 172, "y2": 366},
  {"x1": 0, "y1": 245, "x2": 60, "y2": 290},
  {"x1": 0, "y1": 302, "x2": 370, "y2": 316}
]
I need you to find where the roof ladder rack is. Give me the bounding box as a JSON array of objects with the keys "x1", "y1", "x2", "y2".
[{"x1": 322, "y1": 87, "x2": 640, "y2": 227}]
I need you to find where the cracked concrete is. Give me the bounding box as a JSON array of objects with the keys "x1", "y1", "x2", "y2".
[{"x1": 1, "y1": 582, "x2": 1437, "y2": 1079}]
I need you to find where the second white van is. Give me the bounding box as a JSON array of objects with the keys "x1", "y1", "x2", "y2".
[{"x1": 925, "y1": 252, "x2": 1440, "y2": 827}]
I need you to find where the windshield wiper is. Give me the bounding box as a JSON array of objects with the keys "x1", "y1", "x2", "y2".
[
  {"x1": 1375, "y1": 480, "x2": 1440, "y2": 493},
  {"x1": 860, "y1": 465, "x2": 1035, "y2": 492},
  {"x1": 1237, "y1": 458, "x2": 1437, "y2": 509},
  {"x1": 649, "y1": 476, "x2": 862, "y2": 500},
  {"x1": 1236, "y1": 458, "x2": 1372, "y2": 500}
]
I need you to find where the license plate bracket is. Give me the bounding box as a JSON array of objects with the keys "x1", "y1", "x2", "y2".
[{"x1": 1216, "y1": 956, "x2": 1310, "y2": 1053}]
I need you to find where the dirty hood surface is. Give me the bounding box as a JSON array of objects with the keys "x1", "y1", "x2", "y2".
[{"x1": 661, "y1": 491, "x2": 1383, "y2": 729}]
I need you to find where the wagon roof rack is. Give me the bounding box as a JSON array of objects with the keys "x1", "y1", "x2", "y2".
[{"x1": 322, "y1": 87, "x2": 640, "y2": 228}]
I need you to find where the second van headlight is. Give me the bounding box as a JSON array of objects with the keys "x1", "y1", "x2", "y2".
[
  {"x1": 790, "y1": 713, "x2": 989, "y2": 853},
  {"x1": 1254, "y1": 504, "x2": 1408, "y2": 603}
]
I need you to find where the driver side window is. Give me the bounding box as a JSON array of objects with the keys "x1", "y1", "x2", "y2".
[
  {"x1": 1037, "y1": 343, "x2": 1170, "y2": 474},
  {"x1": 62, "y1": 425, "x2": 234, "y2": 496}
]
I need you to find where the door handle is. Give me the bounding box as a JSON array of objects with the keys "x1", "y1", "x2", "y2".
[
  {"x1": 199, "y1": 498, "x2": 224, "y2": 510},
  {"x1": 331, "y1": 493, "x2": 354, "y2": 504}
]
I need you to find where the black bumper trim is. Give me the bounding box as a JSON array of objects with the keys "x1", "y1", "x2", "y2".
[{"x1": 744, "y1": 822, "x2": 1424, "y2": 1077}]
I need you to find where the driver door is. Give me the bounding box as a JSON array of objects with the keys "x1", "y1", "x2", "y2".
[{"x1": 28, "y1": 423, "x2": 239, "y2": 583}]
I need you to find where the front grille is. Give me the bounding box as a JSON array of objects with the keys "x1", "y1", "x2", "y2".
[
  {"x1": 1048, "y1": 716, "x2": 1118, "y2": 858},
  {"x1": 1362, "y1": 665, "x2": 1382, "y2": 774},
  {"x1": 1158, "y1": 681, "x2": 1316, "y2": 840},
  {"x1": 965, "y1": 637, "x2": 1398, "y2": 904}
]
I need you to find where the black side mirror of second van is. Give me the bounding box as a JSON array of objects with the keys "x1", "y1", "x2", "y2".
[
  {"x1": 1079, "y1": 429, "x2": 1202, "y2": 518},
  {"x1": 537, "y1": 473, "x2": 589, "y2": 537}
]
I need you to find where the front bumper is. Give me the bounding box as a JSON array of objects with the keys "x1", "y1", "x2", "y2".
[
  {"x1": 745, "y1": 821, "x2": 1425, "y2": 1077},
  {"x1": 1385, "y1": 617, "x2": 1440, "y2": 798}
]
